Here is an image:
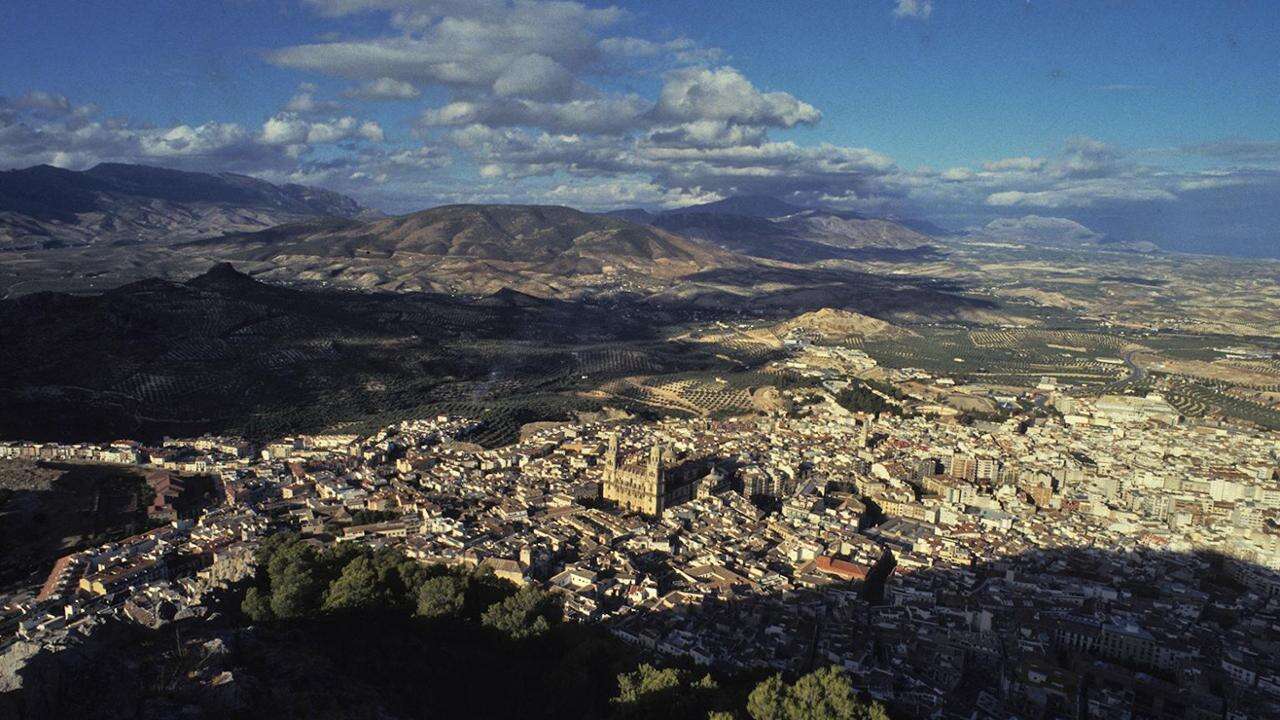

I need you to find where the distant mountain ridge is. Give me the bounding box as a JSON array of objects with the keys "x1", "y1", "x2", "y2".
[
  {"x1": 603, "y1": 195, "x2": 941, "y2": 262},
  {"x1": 0, "y1": 163, "x2": 375, "y2": 250},
  {"x1": 188, "y1": 203, "x2": 749, "y2": 296},
  {"x1": 604, "y1": 194, "x2": 936, "y2": 262}
]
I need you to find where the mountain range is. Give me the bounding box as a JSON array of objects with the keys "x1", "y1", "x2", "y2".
[
  {"x1": 0, "y1": 163, "x2": 376, "y2": 250},
  {"x1": 604, "y1": 194, "x2": 940, "y2": 262},
  {"x1": 186, "y1": 203, "x2": 748, "y2": 296},
  {"x1": 0, "y1": 162, "x2": 955, "y2": 301}
]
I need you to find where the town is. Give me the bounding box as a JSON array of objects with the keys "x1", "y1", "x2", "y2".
[{"x1": 3, "y1": 370, "x2": 1278, "y2": 719}]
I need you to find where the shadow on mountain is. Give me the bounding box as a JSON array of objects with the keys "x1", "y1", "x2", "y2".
[
  {"x1": 0, "y1": 265, "x2": 994, "y2": 447},
  {"x1": 3, "y1": 544, "x2": 1273, "y2": 719},
  {"x1": 0, "y1": 265, "x2": 670, "y2": 445},
  {"x1": 667, "y1": 266, "x2": 995, "y2": 320},
  {"x1": 648, "y1": 209, "x2": 941, "y2": 264}
]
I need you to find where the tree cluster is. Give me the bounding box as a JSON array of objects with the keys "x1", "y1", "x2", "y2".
[
  {"x1": 609, "y1": 664, "x2": 891, "y2": 720},
  {"x1": 240, "y1": 532, "x2": 560, "y2": 641},
  {"x1": 746, "y1": 667, "x2": 890, "y2": 720},
  {"x1": 235, "y1": 536, "x2": 892, "y2": 719},
  {"x1": 834, "y1": 380, "x2": 900, "y2": 416}
]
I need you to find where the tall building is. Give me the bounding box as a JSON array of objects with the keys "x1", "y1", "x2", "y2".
[
  {"x1": 976, "y1": 457, "x2": 1000, "y2": 482},
  {"x1": 601, "y1": 433, "x2": 702, "y2": 516},
  {"x1": 948, "y1": 453, "x2": 978, "y2": 482}
]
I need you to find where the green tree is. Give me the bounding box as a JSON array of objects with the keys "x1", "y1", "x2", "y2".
[
  {"x1": 783, "y1": 667, "x2": 860, "y2": 720},
  {"x1": 255, "y1": 531, "x2": 301, "y2": 568},
  {"x1": 323, "y1": 555, "x2": 392, "y2": 612},
  {"x1": 416, "y1": 574, "x2": 468, "y2": 619},
  {"x1": 615, "y1": 664, "x2": 687, "y2": 704},
  {"x1": 613, "y1": 664, "x2": 730, "y2": 720},
  {"x1": 465, "y1": 566, "x2": 518, "y2": 617},
  {"x1": 480, "y1": 585, "x2": 560, "y2": 640},
  {"x1": 241, "y1": 585, "x2": 274, "y2": 622},
  {"x1": 863, "y1": 704, "x2": 889, "y2": 720},
  {"x1": 395, "y1": 557, "x2": 434, "y2": 600},
  {"x1": 747, "y1": 668, "x2": 888, "y2": 720},
  {"x1": 747, "y1": 674, "x2": 787, "y2": 720},
  {"x1": 267, "y1": 542, "x2": 327, "y2": 618}
]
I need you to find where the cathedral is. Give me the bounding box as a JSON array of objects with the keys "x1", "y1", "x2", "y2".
[{"x1": 601, "y1": 433, "x2": 709, "y2": 516}]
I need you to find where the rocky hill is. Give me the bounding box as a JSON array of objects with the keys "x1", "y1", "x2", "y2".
[
  {"x1": 773, "y1": 210, "x2": 934, "y2": 251},
  {"x1": 609, "y1": 196, "x2": 939, "y2": 262},
  {"x1": 188, "y1": 204, "x2": 749, "y2": 296},
  {"x1": 773, "y1": 307, "x2": 917, "y2": 342},
  {"x1": 0, "y1": 163, "x2": 374, "y2": 250}
]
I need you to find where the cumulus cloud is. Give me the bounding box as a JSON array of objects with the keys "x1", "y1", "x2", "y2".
[
  {"x1": 343, "y1": 77, "x2": 422, "y2": 100},
  {"x1": 646, "y1": 120, "x2": 768, "y2": 150},
  {"x1": 260, "y1": 113, "x2": 383, "y2": 147},
  {"x1": 270, "y1": 0, "x2": 621, "y2": 101},
  {"x1": 139, "y1": 123, "x2": 256, "y2": 160},
  {"x1": 0, "y1": 91, "x2": 385, "y2": 178},
  {"x1": 263, "y1": 0, "x2": 884, "y2": 206},
  {"x1": 894, "y1": 0, "x2": 933, "y2": 20},
  {"x1": 1057, "y1": 136, "x2": 1122, "y2": 178},
  {"x1": 283, "y1": 87, "x2": 345, "y2": 114},
  {"x1": 491, "y1": 54, "x2": 576, "y2": 101},
  {"x1": 418, "y1": 95, "x2": 651, "y2": 135},
  {"x1": 653, "y1": 67, "x2": 821, "y2": 128}
]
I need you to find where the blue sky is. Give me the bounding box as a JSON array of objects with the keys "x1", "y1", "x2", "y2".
[{"x1": 2, "y1": 0, "x2": 1278, "y2": 255}]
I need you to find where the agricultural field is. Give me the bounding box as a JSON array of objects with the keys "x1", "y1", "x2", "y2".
[
  {"x1": 862, "y1": 327, "x2": 1132, "y2": 387},
  {"x1": 856, "y1": 323, "x2": 1280, "y2": 430},
  {"x1": 1162, "y1": 377, "x2": 1280, "y2": 431}
]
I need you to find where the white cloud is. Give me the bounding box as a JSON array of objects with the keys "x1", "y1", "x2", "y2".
[
  {"x1": 138, "y1": 122, "x2": 254, "y2": 159},
  {"x1": 0, "y1": 89, "x2": 391, "y2": 186},
  {"x1": 653, "y1": 67, "x2": 821, "y2": 128},
  {"x1": 283, "y1": 89, "x2": 343, "y2": 113},
  {"x1": 418, "y1": 95, "x2": 651, "y2": 135},
  {"x1": 260, "y1": 112, "x2": 384, "y2": 146},
  {"x1": 1176, "y1": 174, "x2": 1255, "y2": 192},
  {"x1": 982, "y1": 156, "x2": 1047, "y2": 173},
  {"x1": 491, "y1": 54, "x2": 576, "y2": 101},
  {"x1": 1057, "y1": 136, "x2": 1121, "y2": 178},
  {"x1": 985, "y1": 180, "x2": 1177, "y2": 208},
  {"x1": 358, "y1": 121, "x2": 385, "y2": 143},
  {"x1": 893, "y1": 0, "x2": 933, "y2": 20},
  {"x1": 646, "y1": 120, "x2": 768, "y2": 149},
  {"x1": 343, "y1": 77, "x2": 422, "y2": 100},
  {"x1": 270, "y1": 0, "x2": 621, "y2": 96}
]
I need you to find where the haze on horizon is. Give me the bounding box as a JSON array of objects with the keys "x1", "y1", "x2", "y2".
[{"x1": 1, "y1": 0, "x2": 1277, "y2": 257}]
